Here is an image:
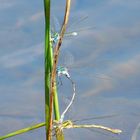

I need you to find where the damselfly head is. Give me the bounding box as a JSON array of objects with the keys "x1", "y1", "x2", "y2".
[
  {"x1": 51, "y1": 32, "x2": 60, "y2": 44},
  {"x1": 56, "y1": 66, "x2": 70, "y2": 78}
]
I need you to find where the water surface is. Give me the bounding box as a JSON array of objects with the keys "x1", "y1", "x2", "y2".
[{"x1": 0, "y1": 0, "x2": 140, "y2": 140}]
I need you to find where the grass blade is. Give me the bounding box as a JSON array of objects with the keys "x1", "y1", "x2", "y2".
[{"x1": 0, "y1": 123, "x2": 45, "y2": 140}]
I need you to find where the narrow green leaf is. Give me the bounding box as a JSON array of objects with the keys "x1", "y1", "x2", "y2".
[
  {"x1": 44, "y1": 0, "x2": 61, "y2": 139},
  {"x1": 0, "y1": 123, "x2": 45, "y2": 140},
  {"x1": 44, "y1": 0, "x2": 51, "y2": 136}
]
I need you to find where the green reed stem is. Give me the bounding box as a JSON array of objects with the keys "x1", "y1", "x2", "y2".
[
  {"x1": 44, "y1": 0, "x2": 60, "y2": 139},
  {"x1": 44, "y1": 0, "x2": 51, "y2": 138}
]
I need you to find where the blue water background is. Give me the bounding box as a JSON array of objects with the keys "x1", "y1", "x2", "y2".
[{"x1": 0, "y1": 0, "x2": 140, "y2": 140}]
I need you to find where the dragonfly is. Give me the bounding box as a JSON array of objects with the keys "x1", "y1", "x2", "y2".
[{"x1": 50, "y1": 15, "x2": 92, "y2": 45}]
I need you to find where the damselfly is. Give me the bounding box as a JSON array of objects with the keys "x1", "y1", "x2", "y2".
[
  {"x1": 50, "y1": 15, "x2": 93, "y2": 45},
  {"x1": 56, "y1": 65, "x2": 76, "y2": 124},
  {"x1": 53, "y1": 75, "x2": 122, "y2": 138}
]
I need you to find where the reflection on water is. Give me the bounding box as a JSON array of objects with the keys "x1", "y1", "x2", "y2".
[{"x1": 0, "y1": 0, "x2": 140, "y2": 140}]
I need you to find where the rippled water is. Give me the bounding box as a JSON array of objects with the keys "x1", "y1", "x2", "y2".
[{"x1": 0, "y1": 0, "x2": 140, "y2": 140}]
